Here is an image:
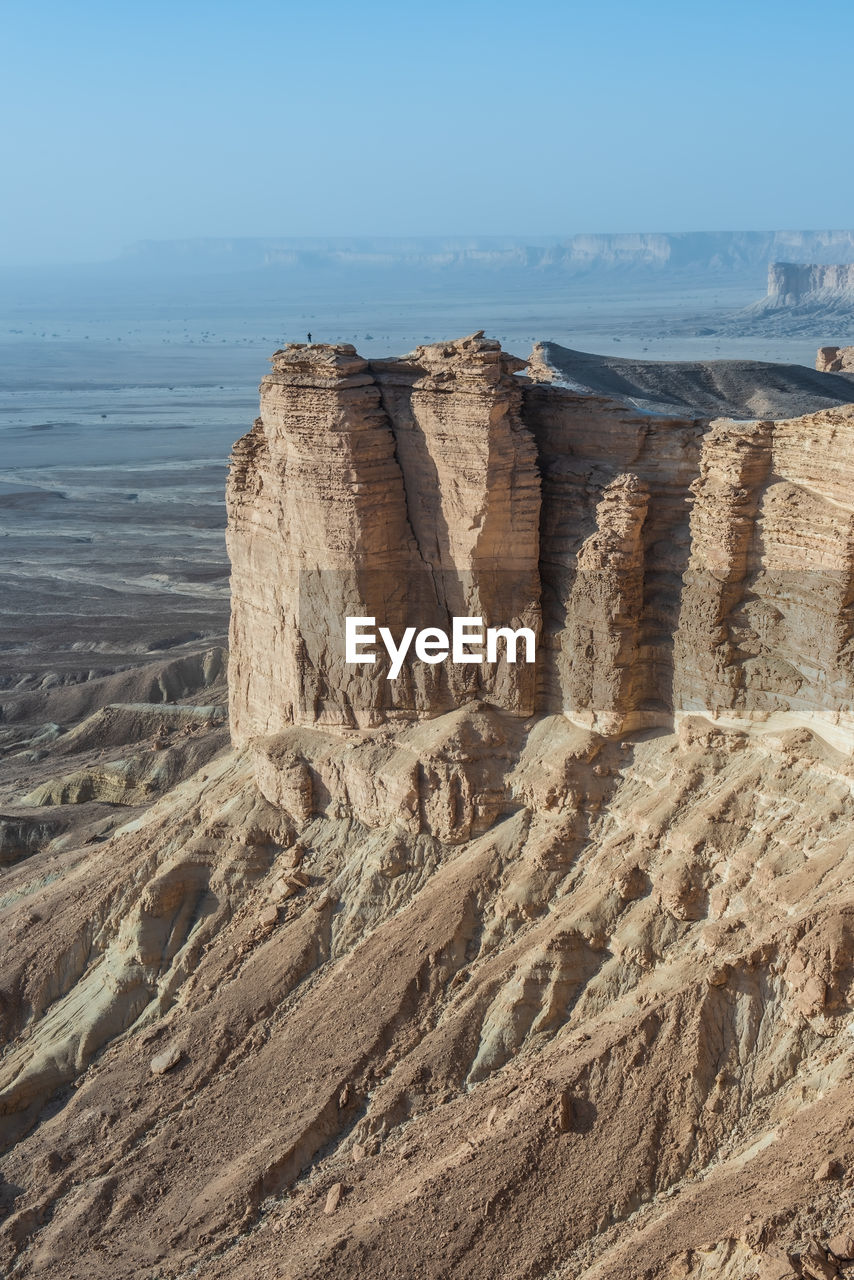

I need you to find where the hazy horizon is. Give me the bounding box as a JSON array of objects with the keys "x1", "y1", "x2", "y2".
[
  {"x1": 6, "y1": 229, "x2": 854, "y2": 282},
  {"x1": 4, "y1": 0, "x2": 854, "y2": 268}
]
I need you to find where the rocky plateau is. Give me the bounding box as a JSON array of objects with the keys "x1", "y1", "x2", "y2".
[{"x1": 2, "y1": 335, "x2": 854, "y2": 1279}]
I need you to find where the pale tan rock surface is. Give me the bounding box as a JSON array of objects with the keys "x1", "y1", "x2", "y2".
[
  {"x1": 5, "y1": 339, "x2": 854, "y2": 1280},
  {"x1": 231, "y1": 338, "x2": 854, "y2": 746},
  {"x1": 226, "y1": 335, "x2": 541, "y2": 739},
  {"x1": 817, "y1": 344, "x2": 854, "y2": 372}
]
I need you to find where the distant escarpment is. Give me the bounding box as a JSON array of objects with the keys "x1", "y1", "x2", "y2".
[
  {"x1": 121, "y1": 229, "x2": 854, "y2": 279},
  {"x1": 227, "y1": 335, "x2": 854, "y2": 747},
  {"x1": 766, "y1": 261, "x2": 854, "y2": 307},
  {"x1": 716, "y1": 261, "x2": 854, "y2": 337}
]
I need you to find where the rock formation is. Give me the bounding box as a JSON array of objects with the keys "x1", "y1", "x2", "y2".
[
  {"x1": 226, "y1": 335, "x2": 540, "y2": 739},
  {"x1": 4, "y1": 338, "x2": 854, "y2": 1280},
  {"x1": 126, "y1": 230, "x2": 854, "y2": 280},
  {"x1": 229, "y1": 337, "x2": 854, "y2": 747},
  {"x1": 767, "y1": 262, "x2": 854, "y2": 306},
  {"x1": 528, "y1": 339, "x2": 854, "y2": 418},
  {"x1": 817, "y1": 344, "x2": 854, "y2": 372},
  {"x1": 729, "y1": 265, "x2": 854, "y2": 339}
]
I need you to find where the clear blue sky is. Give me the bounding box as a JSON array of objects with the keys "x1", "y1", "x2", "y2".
[{"x1": 2, "y1": 0, "x2": 852, "y2": 265}]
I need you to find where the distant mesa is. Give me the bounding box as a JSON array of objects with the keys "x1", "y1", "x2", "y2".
[
  {"x1": 764, "y1": 261, "x2": 854, "y2": 308},
  {"x1": 717, "y1": 259, "x2": 854, "y2": 338},
  {"x1": 748, "y1": 261, "x2": 854, "y2": 317}
]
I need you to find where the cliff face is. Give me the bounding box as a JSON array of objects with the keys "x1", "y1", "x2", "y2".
[
  {"x1": 7, "y1": 338, "x2": 854, "y2": 1280},
  {"x1": 226, "y1": 335, "x2": 540, "y2": 739},
  {"x1": 818, "y1": 344, "x2": 854, "y2": 372},
  {"x1": 228, "y1": 338, "x2": 854, "y2": 750},
  {"x1": 766, "y1": 261, "x2": 854, "y2": 305}
]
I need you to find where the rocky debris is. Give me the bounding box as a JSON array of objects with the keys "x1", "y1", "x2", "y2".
[
  {"x1": 813, "y1": 1158, "x2": 843, "y2": 1181},
  {"x1": 258, "y1": 905, "x2": 279, "y2": 930},
  {"x1": 798, "y1": 1242, "x2": 839, "y2": 1279},
  {"x1": 827, "y1": 1235, "x2": 854, "y2": 1261},
  {"x1": 149, "y1": 1045, "x2": 183, "y2": 1076},
  {"x1": 268, "y1": 868, "x2": 310, "y2": 903},
  {"x1": 269, "y1": 877, "x2": 298, "y2": 903},
  {"x1": 757, "y1": 1251, "x2": 796, "y2": 1279},
  {"x1": 324, "y1": 1183, "x2": 343, "y2": 1215}
]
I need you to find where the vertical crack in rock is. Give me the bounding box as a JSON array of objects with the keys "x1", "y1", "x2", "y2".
[
  {"x1": 562, "y1": 474, "x2": 650, "y2": 734},
  {"x1": 675, "y1": 418, "x2": 774, "y2": 720}
]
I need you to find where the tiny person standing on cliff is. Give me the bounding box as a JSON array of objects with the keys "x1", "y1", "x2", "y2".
[{"x1": 307, "y1": 331, "x2": 312, "y2": 343}]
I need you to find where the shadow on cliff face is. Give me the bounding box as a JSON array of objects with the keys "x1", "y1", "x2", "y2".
[{"x1": 523, "y1": 382, "x2": 703, "y2": 731}]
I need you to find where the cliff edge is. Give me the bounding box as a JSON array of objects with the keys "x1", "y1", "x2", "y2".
[
  {"x1": 228, "y1": 336, "x2": 854, "y2": 750},
  {"x1": 3, "y1": 338, "x2": 854, "y2": 1280}
]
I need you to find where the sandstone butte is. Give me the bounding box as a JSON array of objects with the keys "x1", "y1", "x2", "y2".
[
  {"x1": 817, "y1": 345, "x2": 854, "y2": 373},
  {"x1": 2, "y1": 334, "x2": 854, "y2": 1279}
]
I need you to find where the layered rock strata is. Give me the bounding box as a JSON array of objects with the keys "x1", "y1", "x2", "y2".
[
  {"x1": 767, "y1": 261, "x2": 854, "y2": 306},
  {"x1": 228, "y1": 337, "x2": 854, "y2": 751},
  {"x1": 817, "y1": 344, "x2": 854, "y2": 372},
  {"x1": 227, "y1": 335, "x2": 540, "y2": 739},
  {"x1": 6, "y1": 338, "x2": 854, "y2": 1280}
]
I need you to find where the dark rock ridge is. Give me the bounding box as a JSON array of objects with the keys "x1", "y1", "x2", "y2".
[{"x1": 529, "y1": 340, "x2": 854, "y2": 417}]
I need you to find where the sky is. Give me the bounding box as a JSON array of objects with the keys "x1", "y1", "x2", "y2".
[{"x1": 2, "y1": 0, "x2": 853, "y2": 266}]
